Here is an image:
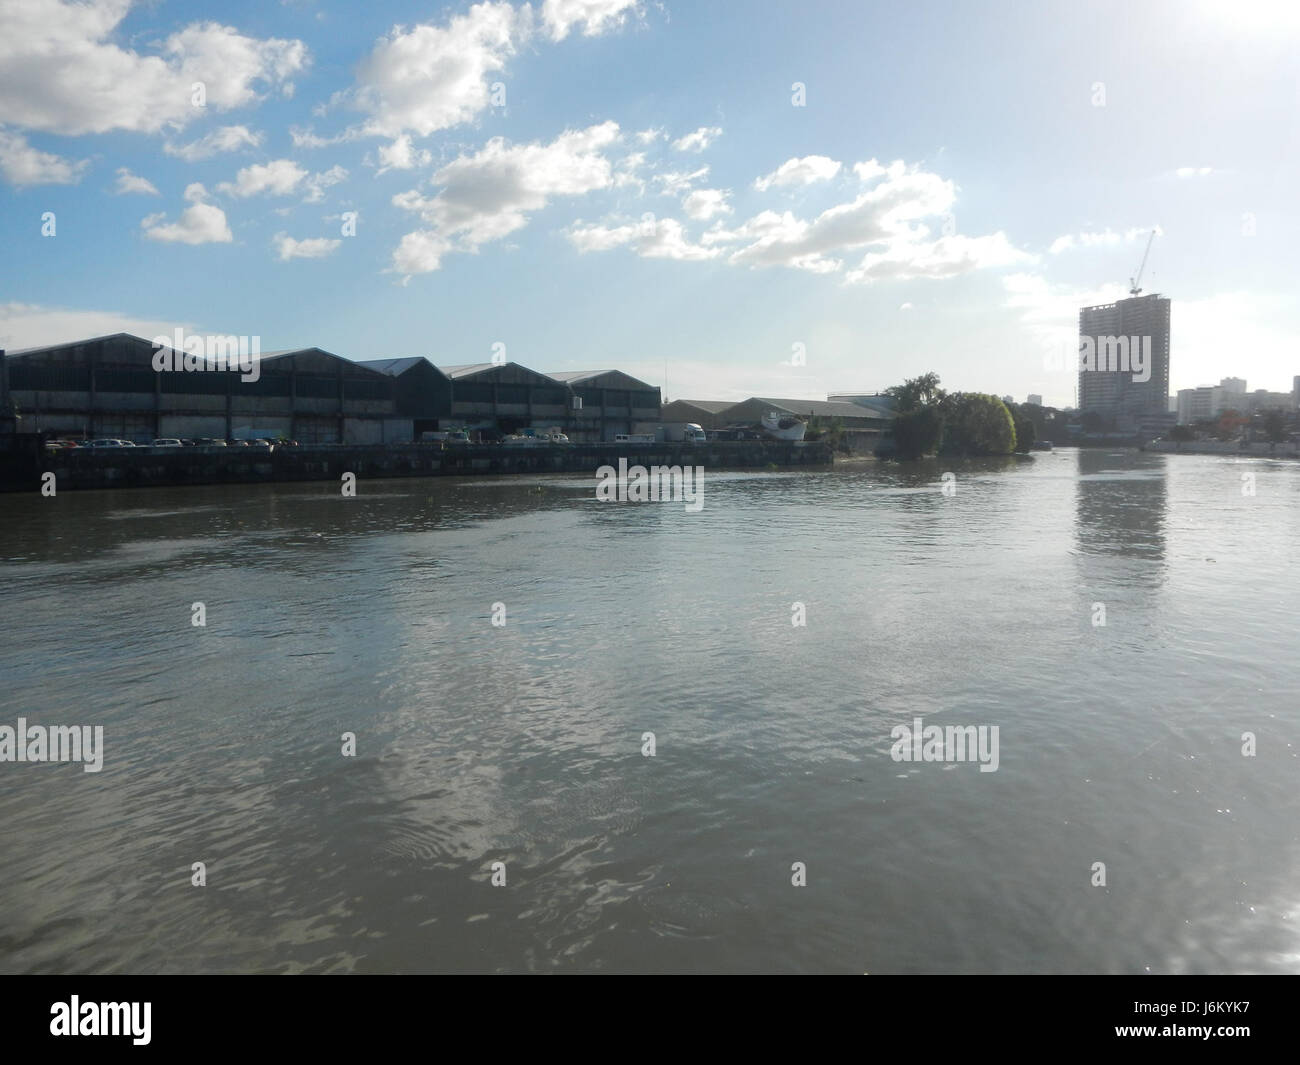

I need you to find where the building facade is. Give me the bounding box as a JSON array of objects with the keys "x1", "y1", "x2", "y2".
[{"x1": 1077, "y1": 294, "x2": 1171, "y2": 417}]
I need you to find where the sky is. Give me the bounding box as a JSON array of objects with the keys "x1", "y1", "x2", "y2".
[{"x1": 1, "y1": 0, "x2": 1297, "y2": 408}]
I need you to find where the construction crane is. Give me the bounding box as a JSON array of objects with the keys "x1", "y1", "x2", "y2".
[{"x1": 1129, "y1": 229, "x2": 1156, "y2": 296}]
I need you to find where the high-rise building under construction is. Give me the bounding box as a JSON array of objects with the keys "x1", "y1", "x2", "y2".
[{"x1": 1077, "y1": 293, "x2": 1171, "y2": 416}]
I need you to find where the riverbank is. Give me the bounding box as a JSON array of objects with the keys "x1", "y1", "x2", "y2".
[
  {"x1": 1144, "y1": 439, "x2": 1300, "y2": 459},
  {"x1": 1, "y1": 438, "x2": 833, "y2": 492}
]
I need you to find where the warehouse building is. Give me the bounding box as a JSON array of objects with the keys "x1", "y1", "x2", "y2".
[
  {"x1": 659, "y1": 399, "x2": 736, "y2": 430},
  {"x1": 1, "y1": 334, "x2": 666, "y2": 445},
  {"x1": 1, "y1": 334, "x2": 411, "y2": 443},
  {"x1": 545, "y1": 370, "x2": 663, "y2": 441}
]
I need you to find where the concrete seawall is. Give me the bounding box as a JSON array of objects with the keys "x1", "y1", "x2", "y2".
[{"x1": 6, "y1": 439, "x2": 834, "y2": 492}]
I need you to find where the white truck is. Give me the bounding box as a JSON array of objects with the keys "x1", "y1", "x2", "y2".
[{"x1": 634, "y1": 422, "x2": 707, "y2": 444}]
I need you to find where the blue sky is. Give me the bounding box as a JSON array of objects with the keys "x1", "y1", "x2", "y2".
[{"x1": 1, "y1": 0, "x2": 1297, "y2": 407}]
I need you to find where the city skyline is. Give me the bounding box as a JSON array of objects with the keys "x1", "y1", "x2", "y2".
[{"x1": 2, "y1": 1, "x2": 1298, "y2": 409}]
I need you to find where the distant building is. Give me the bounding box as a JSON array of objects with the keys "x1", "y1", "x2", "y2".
[
  {"x1": 1176, "y1": 386, "x2": 1223, "y2": 424},
  {"x1": 659, "y1": 399, "x2": 738, "y2": 430},
  {"x1": 1027, "y1": 394, "x2": 1043, "y2": 407},
  {"x1": 1001, "y1": 395, "x2": 1015, "y2": 405},
  {"x1": 827, "y1": 392, "x2": 898, "y2": 418},
  {"x1": 1220, "y1": 376, "x2": 1247, "y2": 394},
  {"x1": 1293, "y1": 376, "x2": 1300, "y2": 409},
  {"x1": 1078, "y1": 294, "x2": 1171, "y2": 417}
]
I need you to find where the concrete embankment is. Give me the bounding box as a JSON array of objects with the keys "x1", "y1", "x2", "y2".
[
  {"x1": 1144, "y1": 440, "x2": 1300, "y2": 459},
  {"x1": 3, "y1": 439, "x2": 834, "y2": 492}
]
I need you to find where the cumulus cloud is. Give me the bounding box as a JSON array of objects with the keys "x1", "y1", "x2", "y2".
[
  {"x1": 273, "y1": 232, "x2": 342, "y2": 260},
  {"x1": 672, "y1": 126, "x2": 721, "y2": 152},
  {"x1": 374, "y1": 134, "x2": 432, "y2": 175},
  {"x1": 754, "y1": 155, "x2": 841, "y2": 192},
  {"x1": 352, "y1": 2, "x2": 518, "y2": 139},
  {"x1": 303, "y1": 165, "x2": 347, "y2": 203},
  {"x1": 568, "y1": 216, "x2": 719, "y2": 261},
  {"x1": 0, "y1": 128, "x2": 86, "y2": 186},
  {"x1": 0, "y1": 1, "x2": 307, "y2": 136},
  {"x1": 217, "y1": 159, "x2": 307, "y2": 197},
  {"x1": 113, "y1": 167, "x2": 158, "y2": 195},
  {"x1": 1048, "y1": 225, "x2": 1161, "y2": 255},
  {"x1": 163, "y1": 125, "x2": 263, "y2": 161},
  {"x1": 390, "y1": 120, "x2": 620, "y2": 276},
  {"x1": 141, "y1": 183, "x2": 232, "y2": 244},
  {"x1": 578, "y1": 155, "x2": 1033, "y2": 283},
  {"x1": 655, "y1": 165, "x2": 709, "y2": 195},
  {"x1": 542, "y1": 0, "x2": 641, "y2": 40},
  {"x1": 682, "y1": 188, "x2": 731, "y2": 221}
]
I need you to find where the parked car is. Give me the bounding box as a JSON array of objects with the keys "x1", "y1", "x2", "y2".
[
  {"x1": 152, "y1": 438, "x2": 183, "y2": 447},
  {"x1": 87, "y1": 438, "x2": 128, "y2": 447}
]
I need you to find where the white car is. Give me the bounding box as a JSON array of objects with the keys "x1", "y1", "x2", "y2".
[{"x1": 152, "y1": 438, "x2": 183, "y2": 447}]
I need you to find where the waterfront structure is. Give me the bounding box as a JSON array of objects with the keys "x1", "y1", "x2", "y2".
[
  {"x1": 659, "y1": 399, "x2": 736, "y2": 430},
  {"x1": 543, "y1": 370, "x2": 663, "y2": 441},
  {"x1": 1, "y1": 334, "x2": 664, "y2": 444},
  {"x1": 1077, "y1": 294, "x2": 1171, "y2": 417},
  {"x1": 1176, "y1": 383, "x2": 1293, "y2": 423},
  {"x1": 719, "y1": 396, "x2": 892, "y2": 450},
  {"x1": 2, "y1": 334, "x2": 407, "y2": 443},
  {"x1": 827, "y1": 392, "x2": 898, "y2": 419}
]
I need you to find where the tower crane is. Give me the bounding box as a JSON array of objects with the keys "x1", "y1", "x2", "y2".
[{"x1": 1129, "y1": 229, "x2": 1156, "y2": 296}]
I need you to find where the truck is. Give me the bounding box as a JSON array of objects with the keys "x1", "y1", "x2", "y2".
[{"x1": 634, "y1": 422, "x2": 707, "y2": 444}]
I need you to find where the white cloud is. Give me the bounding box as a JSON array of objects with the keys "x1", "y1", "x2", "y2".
[
  {"x1": 217, "y1": 159, "x2": 307, "y2": 197},
  {"x1": 844, "y1": 232, "x2": 1032, "y2": 284},
  {"x1": 141, "y1": 184, "x2": 233, "y2": 245},
  {"x1": 568, "y1": 216, "x2": 719, "y2": 261},
  {"x1": 754, "y1": 155, "x2": 841, "y2": 192},
  {"x1": 682, "y1": 188, "x2": 732, "y2": 221},
  {"x1": 542, "y1": 0, "x2": 641, "y2": 41},
  {"x1": 0, "y1": 128, "x2": 86, "y2": 186},
  {"x1": 391, "y1": 120, "x2": 620, "y2": 276},
  {"x1": 655, "y1": 165, "x2": 709, "y2": 195},
  {"x1": 0, "y1": 1, "x2": 307, "y2": 136},
  {"x1": 352, "y1": 2, "x2": 519, "y2": 139},
  {"x1": 0, "y1": 301, "x2": 191, "y2": 350},
  {"x1": 1175, "y1": 166, "x2": 1214, "y2": 178},
  {"x1": 113, "y1": 167, "x2": 158, "y2": 195},
  {"x1": 1049, "y1": 226, "x2": 1161, "y2": 255},
  {"x1": 578, "y1": 156, "x2": 1033, "y2": 283},
  {"x1": 163, "y1": 125, "x2": 263, "y2": 161},
  {"x1": 303, "y1": 165, "x2": 347, "y2": 203},
  {"x1": 672, "y1": 126, "x2": 722, "y2": 153},
  {"x1": 635, "y1": 127, "x2": 664, "y2": 144},
  {"x1": 374, "y1": 135, "x2": 432, "y2": 175},
  {"x1": 273, "y1": 232, "x2": 342, "y2": 260}
]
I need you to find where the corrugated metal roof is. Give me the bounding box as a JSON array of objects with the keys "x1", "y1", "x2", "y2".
[
  {"x1": 666, "y1": 399, "x2": 736, "y2": 413},
  {"x1": 747, "y1": 397, "x2": 885, "y2": 419},
  {"x1": 355, "y1": 357, "x2": 429, "y2": 375},
  {"x1": 438, "y1": 363, "x2": 500, "y2": 379}
]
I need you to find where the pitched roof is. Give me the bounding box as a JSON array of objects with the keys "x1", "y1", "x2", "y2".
[
  {"x1": 746, "y1": 397, "x2": 887, "y2": 419},
  {"x1": 666, "y1": 399, "x2": 735, "y2": 413},
  {"x1": 355, "y1": 357, "x2": 430, "y2": 376}
]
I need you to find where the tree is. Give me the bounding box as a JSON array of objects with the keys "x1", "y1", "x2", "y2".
[
  {"x1": 1006, "y1": 403, "x2": 1035, "y2": 453},
  {"x1": 939, "y1": 393, "x2": 1016, "y2": 456},
  {"x1": 890, "y1": 405, "x2": 944, "y2": 460},
  {"x1": 1262, "y1": 410, "x2": 1286, "y2": 444},
  {"x1": 886, "y1": 372, "x2": 945, "y2": 414}
]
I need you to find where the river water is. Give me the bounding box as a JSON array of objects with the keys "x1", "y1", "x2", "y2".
[{"x1": 2, "y1": 448, "x2": 1298, "y2": 973}]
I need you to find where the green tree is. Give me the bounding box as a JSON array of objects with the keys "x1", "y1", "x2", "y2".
[
  {"x1": 939, "y1": 393, "x2": 1016, "y2": 456},
  {"x1": 886, "y1": 372, "x2": 945, "y2": 414},
  {"x1": 890, "y1": 405, "x2": 944, "y2": 460},
  {"x1": 1262, "y1": 410, "x2": 1286, "y2": 444},
  {"x1": 1006, "y1": 403, "x2": 1035, "y2": 453}
]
